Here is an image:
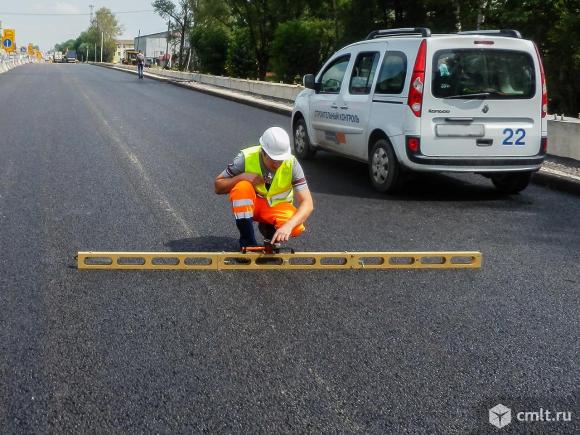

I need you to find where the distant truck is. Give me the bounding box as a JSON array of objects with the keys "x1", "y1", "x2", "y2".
[
  {"x1": 53, "y1": 51, "x2": 63, "y2": 63},
  {"x1": 65, "y1": 50, "x2": 77, "y2": 63}
]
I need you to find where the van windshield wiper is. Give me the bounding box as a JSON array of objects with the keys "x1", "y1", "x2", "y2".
[{"x1": 445, "y1": 92, "x2": 491, "y2": 99}]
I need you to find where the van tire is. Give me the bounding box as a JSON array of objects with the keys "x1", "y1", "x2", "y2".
[
  {"x1": 369, "y1": 139, "x2": 401, "y2": 193},
  {"x1": 491, "y1": 172, "x2": 532, "y2": 194},
  {"x1": 293, "y1": 118, "x2": 316, "y2": 159}
]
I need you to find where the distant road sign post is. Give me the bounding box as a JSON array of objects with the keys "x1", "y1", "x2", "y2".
[{"x1": 2, "y1": 29, "x2": 15, "y2": 53}]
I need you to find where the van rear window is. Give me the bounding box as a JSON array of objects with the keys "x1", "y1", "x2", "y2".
[{"x1": 432, "y1": 49, "x2": 535, "y2": 99}]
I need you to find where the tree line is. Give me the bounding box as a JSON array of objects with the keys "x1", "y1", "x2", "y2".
[
  {"x1": 54, "y1": 8, "x2": 122, "y2": 63},
  {"x1": 56, "y1": 1, "x2": 580, "y2": 116}
]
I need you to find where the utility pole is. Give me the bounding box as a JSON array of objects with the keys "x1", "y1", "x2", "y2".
[
  {"x1": 86, "y1": 45, "x2": 88, "y2": 63},
  {"x1": 94, "y1": 43, "x2": 96, "y2": 62},
  {"x1": 100, "y1": 31, "x2": 103, "y2": 62},
  {"x1": 165, "y1": 21, "x2": 170, "y2": 69}
]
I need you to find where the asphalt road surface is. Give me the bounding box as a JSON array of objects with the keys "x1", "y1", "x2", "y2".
[{"x1": 1, "y1": 64, "x2": 578, "y2": 433}]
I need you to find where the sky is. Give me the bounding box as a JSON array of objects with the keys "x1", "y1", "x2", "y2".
[{"x1": 0, "y1": 1, "x2": 168, "y2": 51}]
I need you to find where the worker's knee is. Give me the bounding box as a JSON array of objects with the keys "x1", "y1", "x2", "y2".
[{"x1": 229, "y1": 180, "x2": 255, "y2": 200}]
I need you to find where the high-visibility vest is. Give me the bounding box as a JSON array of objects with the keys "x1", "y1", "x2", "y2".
[{"x1": 242, "y1": 145, "x2": 294, "y2": 206}]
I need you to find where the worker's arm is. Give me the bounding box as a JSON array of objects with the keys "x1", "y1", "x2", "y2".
[
  {"x1": 271, "y1": 188, "x2": 314, "y2": 243},
  {"x1": 214, "y1": 172, "x2": 263, "y2": 194}
]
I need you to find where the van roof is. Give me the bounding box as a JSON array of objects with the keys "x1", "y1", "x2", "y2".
[
  {"x1": 341, "y1": 30, "x2": 531, "y2": 52},
  {"x1": 365, "y1": 28, "x2": 522, "y2": 40}
]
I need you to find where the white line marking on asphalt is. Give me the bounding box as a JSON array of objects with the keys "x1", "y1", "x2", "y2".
[{"x1": 75, "y1": 81, "x2": 197, "y2": 238}]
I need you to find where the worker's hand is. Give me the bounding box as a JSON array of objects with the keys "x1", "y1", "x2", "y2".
[
  {"x1": 271, "y1": 222, "x2": 293, "y2": 243},
  {"x1": 240, "y1": 173, "x2": 263, "y2": 186}
]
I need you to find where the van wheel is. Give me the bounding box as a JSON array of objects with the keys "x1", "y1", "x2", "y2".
[
  {"x1": 293, "y1": 118, "x2": 316, "y2": 159},
  {"x1": 369, "y1": 139, "x2": 401, "y2": 193},
  {"x1": 491, "y1": 172, "x2": 532, "y2": 194}
]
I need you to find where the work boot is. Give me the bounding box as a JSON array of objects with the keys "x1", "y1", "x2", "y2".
[
  {"x1": 235, "y1": 218, "x2": 258, "y2": 249},
  {"x1": 258, "y1": 222, "x2": 276, "y2": 240}
]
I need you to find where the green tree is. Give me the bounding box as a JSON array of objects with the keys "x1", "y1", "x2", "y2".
[
  {"x1": 190, "y1": 24, "x2": 229, "y2": 75},
  {"x1": 74, "y1": 31, "x2": 93, "y2": 61},
  {"x1": 549, "y1": 1, "x2": 580, "y2": 115},
  {"x1": 54, "y1": 39, "x2": 76, "y2": 52},
  {"x1": 484, "y1": 0, "x2": 579, "y2": 115},
  {"x1": 153, "y1": 0, "x2": 193, "y2": 70},
  {"x1": 84, "y1": 8, "x2": 123, "y2": 62},
  {"x1": 224, "y1": 0, "x2": 310, "y2": 79},
  {"x1": 270, "y1": 19, "x2": 334, "y2": 82},
  {"x1": 225, "y1": 27, "x2": 258, "y2": 79},
  {"x1": 193, "y1": 0, "x2": 231, "y2": 26}
]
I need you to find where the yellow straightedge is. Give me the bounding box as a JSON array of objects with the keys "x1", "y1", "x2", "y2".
[{"x1": 77, "y1": 251, "x2": 482, "y2": 270}]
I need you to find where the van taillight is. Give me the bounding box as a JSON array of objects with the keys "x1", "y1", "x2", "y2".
[
  {"x1": 406, "y1": 136, "x2": 421, "y2": 153},
  {"x1": 534, "y1": 43, "x2": 548, "y2": 118},
  {"x1": 541, "y1": 137, "x2": 548, "y2": 154},
  {"x1": 407, "y1": 40, "x2": 427, "y2": 117}
]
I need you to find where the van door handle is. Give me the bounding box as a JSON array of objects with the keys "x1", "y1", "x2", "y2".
[
  {"x1": 330, "y1": 104, "x2": 339, "y2": 109},
  {"x1": 339, "y1": 105, "x2": 349, "y2": 110},
  {"x1": 476, "y1": 139, "x2": 493, "y2": 146}
]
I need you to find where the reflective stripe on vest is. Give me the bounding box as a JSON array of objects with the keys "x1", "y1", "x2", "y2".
[{"x1": 242, "y1": 145, "x2": 294, "y2": 206}]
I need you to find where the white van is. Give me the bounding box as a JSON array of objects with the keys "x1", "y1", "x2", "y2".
[{"x1": 291, "y1": 28, "x2": 548, "y2": 193}]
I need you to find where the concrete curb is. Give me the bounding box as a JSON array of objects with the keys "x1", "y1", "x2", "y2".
[
  {"x1": 92, "y1": 62, "x2": 293, "y2": 116},
  {"x1": 533, "y1": 172, "x2": 580, "y2": 196},
  {"x1": 92, "y1": 62, "x2": 580, "y2": 195}
]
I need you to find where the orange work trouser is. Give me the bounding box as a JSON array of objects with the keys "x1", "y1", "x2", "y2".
[{"x1": 229, "y1": 181, "x2": 305, "y2": 237}]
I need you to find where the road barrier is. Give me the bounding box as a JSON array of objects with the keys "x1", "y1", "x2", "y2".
[
  {"x1": 0, "y1": 57, "x2": 35, "y2": 74},
  {"x1": 101, "y1": 63, "x2": 303, "y2": 102},
  {"x1": 97, "y1": 62, "x2": 579, "y2": 163},
  {"x1": 547, "y1": 118, "x2": 580, "y2": 161}
]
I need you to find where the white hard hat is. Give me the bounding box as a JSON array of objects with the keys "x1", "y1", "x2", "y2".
[{"x1": 259, "y1": 127, "x2": 292, "y2": 161}]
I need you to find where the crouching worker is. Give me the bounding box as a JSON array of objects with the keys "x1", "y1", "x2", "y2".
[{"x1": 214, "y1": 127, "x2": 314, "y2": 249}]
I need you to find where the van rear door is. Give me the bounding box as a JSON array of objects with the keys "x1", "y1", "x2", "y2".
[{"x1": 420, "y1": 37, "x2": 542, "y2": 157}]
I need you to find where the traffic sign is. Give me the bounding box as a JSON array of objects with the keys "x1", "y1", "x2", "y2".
[
  {"x1": 20, "y1": 46, "x2": 26, "y2": 53},
  {"x1": 2, "y1": 29, "x2": 15, "y2": 53}
]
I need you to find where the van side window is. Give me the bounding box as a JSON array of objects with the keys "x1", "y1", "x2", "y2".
[
  {"x1": 375, "y1": 52, "x2": 407, "y2": 94},
  {"x1": 349, "y1": 52, "x2": 379, "y2": 95},
  {"x1": 319, "y1": 55, "x2": 351, "y2": 94}
]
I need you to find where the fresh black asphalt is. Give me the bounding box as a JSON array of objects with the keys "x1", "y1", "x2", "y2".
[{"x1": 0, "y1": 64, "x2": 578, "y2": 433}]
